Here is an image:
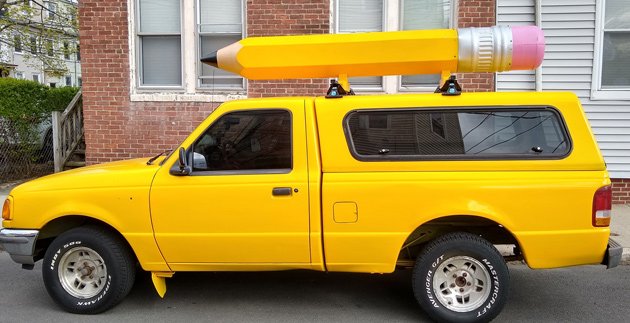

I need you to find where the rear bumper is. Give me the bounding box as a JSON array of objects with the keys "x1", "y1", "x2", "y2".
[
  {"x1": 602, "y1": 238, "x2": 622, "y2": 269},
  {"x1": 0, "y1": 229, "x2": 39, "y2": 265}
]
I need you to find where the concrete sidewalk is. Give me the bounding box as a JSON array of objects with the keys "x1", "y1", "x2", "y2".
[
  {"x1": 0, "y1": 181, "x2": 629, "y2": 264},
  {"x1": 611, "y1": 204, "x2": 630, "y2": 265}
]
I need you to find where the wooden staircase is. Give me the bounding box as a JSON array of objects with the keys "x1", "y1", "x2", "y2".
[{"x1": 52, "y1": 91, "x2": 86, "y2": 172}]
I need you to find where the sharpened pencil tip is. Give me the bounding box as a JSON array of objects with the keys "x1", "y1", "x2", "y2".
[{"x1": 200, "y1": 51, "x2": 218, "y2": 67}]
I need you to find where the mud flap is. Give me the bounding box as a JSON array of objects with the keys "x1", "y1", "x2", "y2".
[{"x1": 151, "y1": 272, "x2": 175, "y2": 298}]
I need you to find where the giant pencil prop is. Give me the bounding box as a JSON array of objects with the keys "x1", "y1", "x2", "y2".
[{"x1": 201, "y1": 26, "x2": 544, "y2": 85}]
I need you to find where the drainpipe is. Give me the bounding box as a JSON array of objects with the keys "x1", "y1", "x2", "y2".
[{"x1": 535, "y1": 0, "x2": 543, "y2": 92}]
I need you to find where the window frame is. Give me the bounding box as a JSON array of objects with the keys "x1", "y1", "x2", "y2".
[
  {"x1": 342, "y1": 106, "x2": 573, "y2": 162},
  {"x1": 591, "y1": 0, "x2": 630, "y2": 100},
  {"x1": 46, "y1": 39, "x2": 54, "y2": 57},
  {"x1": 32, "y1": 73, "x2": 41, "y2": 83},
  {"x1": 29, "y1": 37, "x2": 37, "y2": 54},
  {"x1": 63, "y1": 41, "x2": 70, "y2": 60},
  {"x1": 13, "y1": 35, "x2": 22, "y2": 53},
  {"x1": 134, "y1": 0, "x2": 185, "y2": 90},
  {"x1": 195, "y1": 0, "x2": 246, "y2": 91},
  {"x1": 176, "y1": 108, "x2": 294, "y2": 176}
]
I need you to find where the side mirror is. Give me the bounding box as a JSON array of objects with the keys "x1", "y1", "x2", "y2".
[{"x1": 171, "y1": 147, "x2": 191, "y2": 176}]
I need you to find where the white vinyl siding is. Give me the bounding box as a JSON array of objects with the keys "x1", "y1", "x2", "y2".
[
  {"x1": 496, "y1": 0, "x2": 630, "y2": 178},
  {"x1": 496, "y1": 0, "x2": 536, "y2": 92}
]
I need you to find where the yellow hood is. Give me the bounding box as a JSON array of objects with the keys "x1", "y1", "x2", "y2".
[{"x1": 10, "y1": 158, "x2": 163, "y2": 194}]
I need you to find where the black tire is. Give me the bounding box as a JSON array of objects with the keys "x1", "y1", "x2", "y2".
[
  {"x1": 412, "y1": 232, "x2": 509, "y2": 323},
  {"x1": 42, "y1": 226, "x2": 136, "y2": 314}
]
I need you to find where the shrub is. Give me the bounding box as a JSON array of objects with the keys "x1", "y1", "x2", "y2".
[
  {"x1": 0, "y1": 78, "x2": 80, "y2": 181},
  {"x1": 46, "y1": 86, "x2": 81, "y2": 112},
  {"x1": 0, "y1": 78, "x2": 80, "y2": 119},
  {"x1": 0, "y1": 78, "x2": 49, "y2": 121}
]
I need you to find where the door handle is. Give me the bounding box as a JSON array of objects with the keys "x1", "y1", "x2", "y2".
[{"x1": 272, "y1": 187, "x2": 292, "y2": 196}]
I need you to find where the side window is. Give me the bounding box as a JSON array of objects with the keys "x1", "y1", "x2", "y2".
[
  {"x1": 192, "y1": 110, "x2": 292, "y2": 172},
  {"x1": 345, "y1": 108, "x2": 570, "y2": 159}
]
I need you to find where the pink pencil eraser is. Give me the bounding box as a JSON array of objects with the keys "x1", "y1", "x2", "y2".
[{"x1": 511, "y1": 26, "x2": 545, "y2": 70}]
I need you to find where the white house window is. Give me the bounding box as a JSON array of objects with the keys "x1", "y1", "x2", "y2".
[
  {"x1": 400, "y1": 0, "x2": 453, "y2": 89},
  {"x1": 336, "y1": 0, "x2": 384, "y2": 90},
  {"x1": 334, "y1": 0, "x2": 454, "y2": 93},
  {"x1": 30, "y1": 37, "x2": 37, "y2": 54},
  {"x1": 131, "y1": 0, "x2": 247, "y2": 100},
  {"x1": 15, "y1": 72, "x2": 24, "y2": 79},
  {"x1": 47, "y1": 2, "x2": 57, "y2": 20},
  {"x1": 65, "y1": 75, "x2": 72, "y2": 86},
  {"x1": 32, "y1": 73, "x2": 41, "y2": 83},
  {"x1": 46, "y1": 39, "x2": 54, "y2": 57},
  {"x1": 14, "y1": 35, "x2": 22, "y2": 53},
  {"x1": 197, "y1": 0, "x2": 244, "y2": 90},
  {"x1": 63, "y1": 42, "x2": 70, "y2": 60},
  {"x1": 137, "y1": 0, "x2": 182, "y2": 87},
  {"x1": 592, "y1": 0, "x2": 630, "y2": 100}
]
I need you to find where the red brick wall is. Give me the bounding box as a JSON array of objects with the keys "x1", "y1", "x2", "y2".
[
  {"x1": 456, "y1": 0, "x2": 496, "y2": 92},
  {"x1": 246, "y1": 0, "x2": 330, "y2": 98},
  {"x1": 79, "y1": 0, "x2": 216, "y2": 164},
  {"x1": 76, "y1": 0, "x2": 497, "y2": 164},
  {"x1": 612, "y1": 179, "x2": 630, "y2": 204}
]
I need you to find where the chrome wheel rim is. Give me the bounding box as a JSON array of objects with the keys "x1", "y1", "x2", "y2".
[
  {"x1": 58, "y1": 247, "x2": 108, "y2": 299},
  {"x1": 432, "y1": 256, "x2": 491, "y2": 312}
]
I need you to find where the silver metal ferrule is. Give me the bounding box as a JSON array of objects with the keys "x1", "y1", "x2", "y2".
[{"x1": 457, "y1": 26, "x2": 513, "y2": 72}]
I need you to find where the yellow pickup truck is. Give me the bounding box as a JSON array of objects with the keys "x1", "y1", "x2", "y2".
[{"x1": 0, "y1": 91, "x2": 621, "y2": 322}]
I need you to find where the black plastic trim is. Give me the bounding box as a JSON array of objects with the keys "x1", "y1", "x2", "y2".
[{"x1": 603, "y1": 238, "x2": 622, "y2": 269}]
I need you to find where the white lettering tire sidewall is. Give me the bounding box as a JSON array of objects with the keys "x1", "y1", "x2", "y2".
[{"x1": 412, "y1": 233, "x2": 509, "y2": 323}]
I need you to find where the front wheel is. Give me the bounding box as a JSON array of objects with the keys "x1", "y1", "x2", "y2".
[
  {"x1": 412, "y1": 232, "x2": 509, "y2": 323},
  {"x1": 42, "y1": 226, "x2": 136, "y2": 314}
]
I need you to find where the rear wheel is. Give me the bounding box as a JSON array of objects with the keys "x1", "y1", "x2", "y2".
[
  {"x1": 42, "y1": 226, "x2": 136, "y2": 314},
  {"x1": 412, "y1": 232, "x2": 509, "y2": 323}
]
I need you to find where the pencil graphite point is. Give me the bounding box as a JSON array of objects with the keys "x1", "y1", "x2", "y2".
[{"x1": 200, "y1": 52, "x2": 218, "y2": 68}]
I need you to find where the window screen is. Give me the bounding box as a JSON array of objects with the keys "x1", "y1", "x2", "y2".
[
  {"x1": 400, "y1": 0, "x2": 453, "y2": 88},
  {"x1": 337, "y1": 0, "x2": 383, "y2": 89},
  {"x1": 198, "y1": 0, "x2": 244, "y2": 89},
  {"x1": 138, "y1": 0, "x2": 182, "y2": 86},
  {"x1": 346, "y1": 108, "x2": 570, "y2": 159},
  {"x1": 193, "y1": 110, "x2": 292, "y2": 172},
  {"x1": 601, "y1": 0, "x2": 630, "y2": 88}
]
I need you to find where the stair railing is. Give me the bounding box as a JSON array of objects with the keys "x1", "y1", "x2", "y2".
[{"x1": 52, "y1": 90, "x2": 83, "y2": 172}]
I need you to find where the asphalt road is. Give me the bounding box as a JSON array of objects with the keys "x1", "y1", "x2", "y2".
[{"x1": 0, "y1": 252, "x2": 628, "y2": 323}]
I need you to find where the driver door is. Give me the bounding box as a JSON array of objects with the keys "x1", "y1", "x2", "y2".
[{"x1": 150, "y1": 100, "x2": 310, "y2": 268}]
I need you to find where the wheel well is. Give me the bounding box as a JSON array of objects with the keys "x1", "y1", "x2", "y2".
[
  {"x1": 398, "y1": 215, "x2": 522, "y2": 266},
  {"x1": 33, "y1": 216, "x2": 137, "y2": 264}
]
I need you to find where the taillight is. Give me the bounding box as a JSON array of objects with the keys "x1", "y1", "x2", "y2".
[
  {"x1": 592, "y1": 185, "x2": 612, "y2": 227},
  {"x1": 2, "y1": 199, "x2": 10, "y2": 220}
]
